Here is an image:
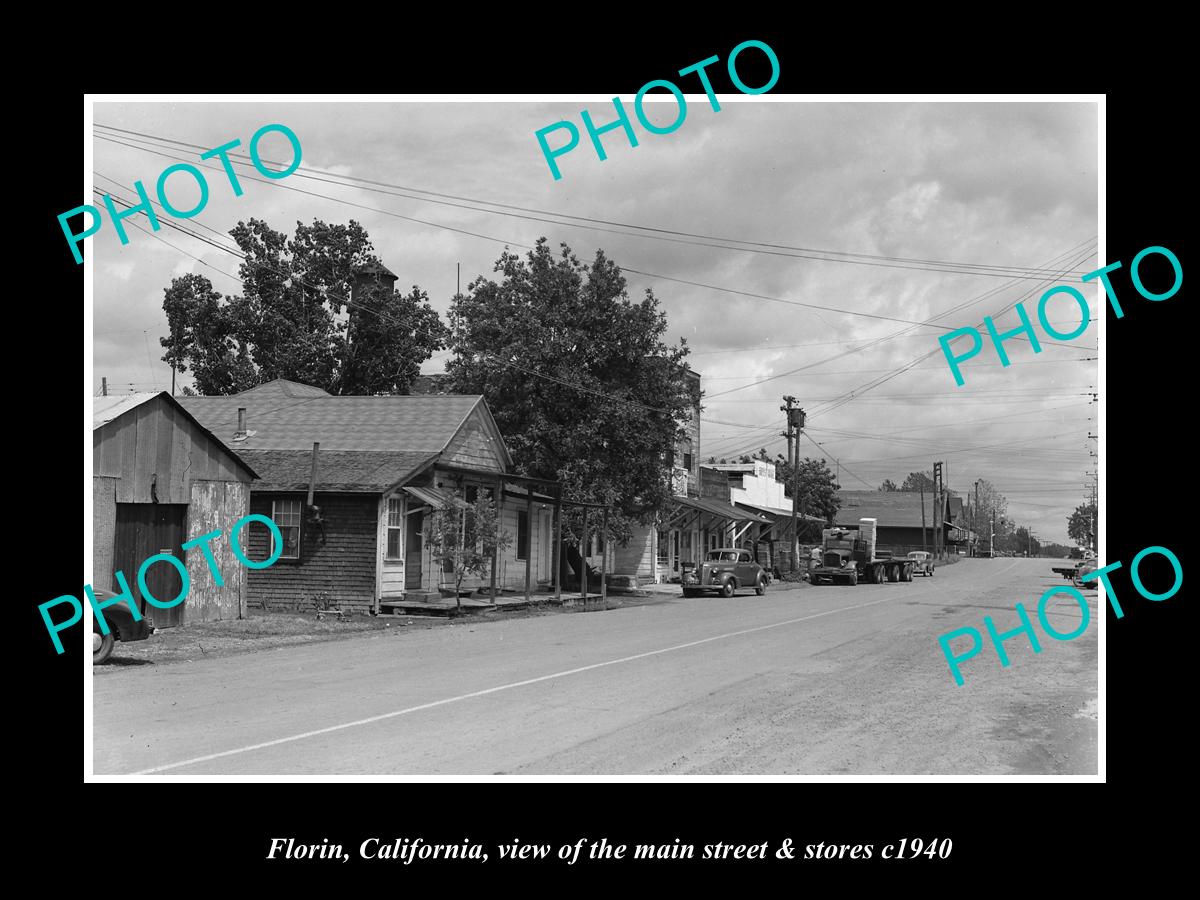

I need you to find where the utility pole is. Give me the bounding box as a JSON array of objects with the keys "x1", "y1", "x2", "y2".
[
  {"x1": 101, "y1": 377, "x2": 108, "y2": 397},
  {"x1": 782, "y1": 396, "x2": 804, "y2": 572},
  {"x1": 932, "y1": 461, "x2": 944, "y2": 561},
  {"x1": 920, "y1": 483, "x2": 928, "y2": 553},
  {"x1": 974, "y1": 479, "x2": 981, "y2": 558}
]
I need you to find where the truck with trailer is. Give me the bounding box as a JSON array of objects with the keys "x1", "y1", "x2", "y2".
[{"x1": 808, "y1": 517, "x2": 915, "y2": 585}]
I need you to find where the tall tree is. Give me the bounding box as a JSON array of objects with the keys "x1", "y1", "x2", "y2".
[
  {"x1": 1068, "y1": 502, "x2": 1098, "y2": 550},
  {"x1": 900, "y1": 471, "x2": 936, "y2": 492},
  {"x1": 970, "y1": 479, "x2": 1009, "y2": 538},
  {"x1": 879, "y1": 478, "x2": 899, "y2": 492},
  {"x1": 444, "y1": 239, "x2": 696, "y2": 543},
  {"x1": 765, "y1": 452, "x2": 841, "y2": 523},
  {"x1": 159, "y1": 218, "x2": 446, "y2": 395}
]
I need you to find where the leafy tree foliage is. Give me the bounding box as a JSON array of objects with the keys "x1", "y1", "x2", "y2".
[
  {"x1": 422, "y1": 487, "x2": 511, "y2": 613},
  {"x1": 444, "y1": 239, "x2": 696, "y2": 544},
  {"x1": 1068, "y1": 502, "x2": 1097, "y2": 550},
  {"x1": 900, "y1": 471, "x2": 936, "y2": 492},
  {"x1": 879, "y1": 478, "x2": 899, "y2": 492},
  {"x1": 160, "y1": 218, "x2": 446, "y2": 395}
]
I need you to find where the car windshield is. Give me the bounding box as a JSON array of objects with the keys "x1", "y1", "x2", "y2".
[
  {"x1": 908, "y1": 552, "x2": 926, "y2": 559},
  {"x1": 705, "y1": 551, "x2": 739, "y2": 562}
]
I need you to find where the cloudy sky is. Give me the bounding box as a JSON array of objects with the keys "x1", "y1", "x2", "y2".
[{"x1": 89, "y1": 99, "x2": 1098, "y2": 543}]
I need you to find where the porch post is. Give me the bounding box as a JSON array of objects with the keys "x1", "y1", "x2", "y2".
[
  {"x1": 553, "y1": 486, "x2": 562, "y2": 605},
  {"x1": 600, "y1": 505, "x2": 608, "y2": 607},
  {"x1": 491, "y1": 477, "x2": 502, "y2": 605},
  {"x1": 580, "y1": 505, "x2": 589, "y2": 604},
  {"x1": 524, "y1": 489, "x2": 533, "y2": 604}
]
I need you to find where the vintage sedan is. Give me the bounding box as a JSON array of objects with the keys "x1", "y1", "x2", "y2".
[
  {"x1": 92, "y1": 588, "x2": 154, "y2": 664},
  {"x1": 682, "y1": 548, "x2": 768, "y2": 598},
  {"x1": 906, "y1": 551, "x2": 935, "y2": 577}
]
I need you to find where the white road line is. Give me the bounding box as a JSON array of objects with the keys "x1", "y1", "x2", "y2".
[{"x1": 128, "y1": 594, "x2": 898, "y2": 775}]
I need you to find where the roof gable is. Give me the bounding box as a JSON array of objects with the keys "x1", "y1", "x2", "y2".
[{"x1": 93, "y1": 392, "x2": 258, "y2": 479}]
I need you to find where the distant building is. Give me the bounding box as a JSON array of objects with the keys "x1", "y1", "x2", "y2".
[
  {"x1": 706, "y1": 460, "x2": 823, "y2": 572},
  {"x1": 835, "y1": 490, "x2": 970, "y2": 554}
]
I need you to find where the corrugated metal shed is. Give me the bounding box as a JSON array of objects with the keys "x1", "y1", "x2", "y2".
[{"x1": 93, "y1": 392, "x2": 159, "y2": 430}]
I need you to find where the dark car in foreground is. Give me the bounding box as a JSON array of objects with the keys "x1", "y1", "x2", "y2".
[
  {"x1": 92, "y1": 589, "x2": 154, "y2": 664},
  {"x1": 682, "y1": 548, "x2": 768, "y2": 598}
]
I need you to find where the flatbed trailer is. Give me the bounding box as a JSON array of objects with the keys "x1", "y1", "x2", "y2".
[{"x1": 809, "y1": 518, "x2": 915, "y2": 586}]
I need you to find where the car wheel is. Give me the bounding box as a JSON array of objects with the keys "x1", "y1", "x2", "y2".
[
  {"x1": 93, "y1": 630, "x2": 115, "y2": 665},
  {"x1": 930, "y1": 567, "x2": 935, "y2": 577},
  {"x1": 682, "y1": 589, "x2": 698, "y2": 598},
  {"x1": 720, "y1": 580, "x2": 735, "y2": 598},
  {"x1": 755, "y1": 577, "x2": 766, "y2": 596}
]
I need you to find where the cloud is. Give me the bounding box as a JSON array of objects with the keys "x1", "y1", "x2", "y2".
[{"x1": 91, "y1": 99, "x2": 1098, "y2": 542}]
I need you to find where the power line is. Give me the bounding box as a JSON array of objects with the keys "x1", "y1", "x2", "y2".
[
  {"x1": 94, "y1": 123, "x2": 1097, "y2": 280},
  {"x1": 96, "y1": 186, "x2": 704, "y2": 425},
  {"x1": 92, "y1": 138, "x2": 1092, "y2": 334}
]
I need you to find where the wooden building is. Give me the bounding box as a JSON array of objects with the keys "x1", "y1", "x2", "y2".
[
  {"x1": 92, "y1": 392, "x2": 258, "y2": 626},
  {"x1": 179, "y1": 380, "x2": 562, "y2": 614},
  {"x1": 835, "y1": 490, "x2": 970, "y2": 555}
]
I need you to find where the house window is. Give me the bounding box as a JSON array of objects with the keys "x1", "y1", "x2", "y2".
[
  {"x1": 386, "y1": 497, "x2": 403, "y2": 559},
  {"x1": 272, "y1": 498, "x2": 302, "y2": 560},
  {"x1": 683, "y1": 452, "x2": 693, "y2": 471},
  {"x1": 517, "y1": 510, "x2": 529, "y2": 561}
]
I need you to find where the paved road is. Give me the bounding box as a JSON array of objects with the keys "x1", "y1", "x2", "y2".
[{"x1": 93, "y1": 558, "x2": 1098, "y2": 775}]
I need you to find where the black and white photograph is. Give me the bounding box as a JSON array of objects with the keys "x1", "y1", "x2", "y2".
[{"x1": 81, "y1": 94, "x2": 1103, "y2": 779}]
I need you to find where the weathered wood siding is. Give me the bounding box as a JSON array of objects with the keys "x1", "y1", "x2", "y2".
[
  {"x1": 186, "y1": 480, "x2": 250, "y2": 622},
  {"x1": 92, "y1": 477, "x2": 118, "y2": 592},
  {"x1": 614, "y1": 525, "x2": 655, "y2": 581},
  {"x1": 244, "y1": 492, "x2": 377, "y2": 612},
  {"x1": 440, "y1": 408, "x2": 505, "y2": 473},
  {"x1": 94, "y1": 394, "x2": 251, "y2": 502}
]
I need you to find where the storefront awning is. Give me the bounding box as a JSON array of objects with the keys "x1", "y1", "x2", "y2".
[
  {"x1": 404, "y1": 486, "x2": 469, "y2": 509},
  {"x1": 734, "y1": 501, "x2": 825, "y2": 524},
  {"x1": 672, "y1": 496, "x2": 771, "y2": 524}
]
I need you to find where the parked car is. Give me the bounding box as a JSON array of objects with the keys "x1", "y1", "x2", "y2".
[
  {"x1": 92, "y1": 589, "x2": 154, "y2": 664},
  {"x1": 906, "y1": 551, "x2": 935, "y2": 577},
  {"x1": 682, "y1": 548, "x2": 768, "y2": 598},
  {"x1": 1072, "y1": 560, "x2": 1098, "y2": 589}
]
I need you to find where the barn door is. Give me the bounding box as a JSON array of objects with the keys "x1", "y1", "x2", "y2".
[{"x1": 113, "y1": 503, "x2": 188, "y2": 627}]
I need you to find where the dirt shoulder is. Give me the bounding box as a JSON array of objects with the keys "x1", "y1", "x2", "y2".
[{"x1": 93, "y1": 592, "x2": 672, "y2": 671}]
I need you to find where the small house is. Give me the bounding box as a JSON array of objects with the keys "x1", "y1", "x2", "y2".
[{"x1": 179, "y1": 381, "x2": 561, "y2": 613}]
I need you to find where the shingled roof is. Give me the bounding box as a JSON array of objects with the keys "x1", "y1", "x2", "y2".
[
  {"x1": 235, "y1": 449, "x2": 437, "y2": 493},
  {"x1": 178, "y1": 392, "x2": 487, "y2": 452},
  {"x1": 177, "y1": 381, "x2": 511, "y2": 491},
  {"x1": 219, "y1": 379, "x2": 333, "y2": 401},
  {"x1": 835, "y1": 491, "x2": 948, "y2": 529}
]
